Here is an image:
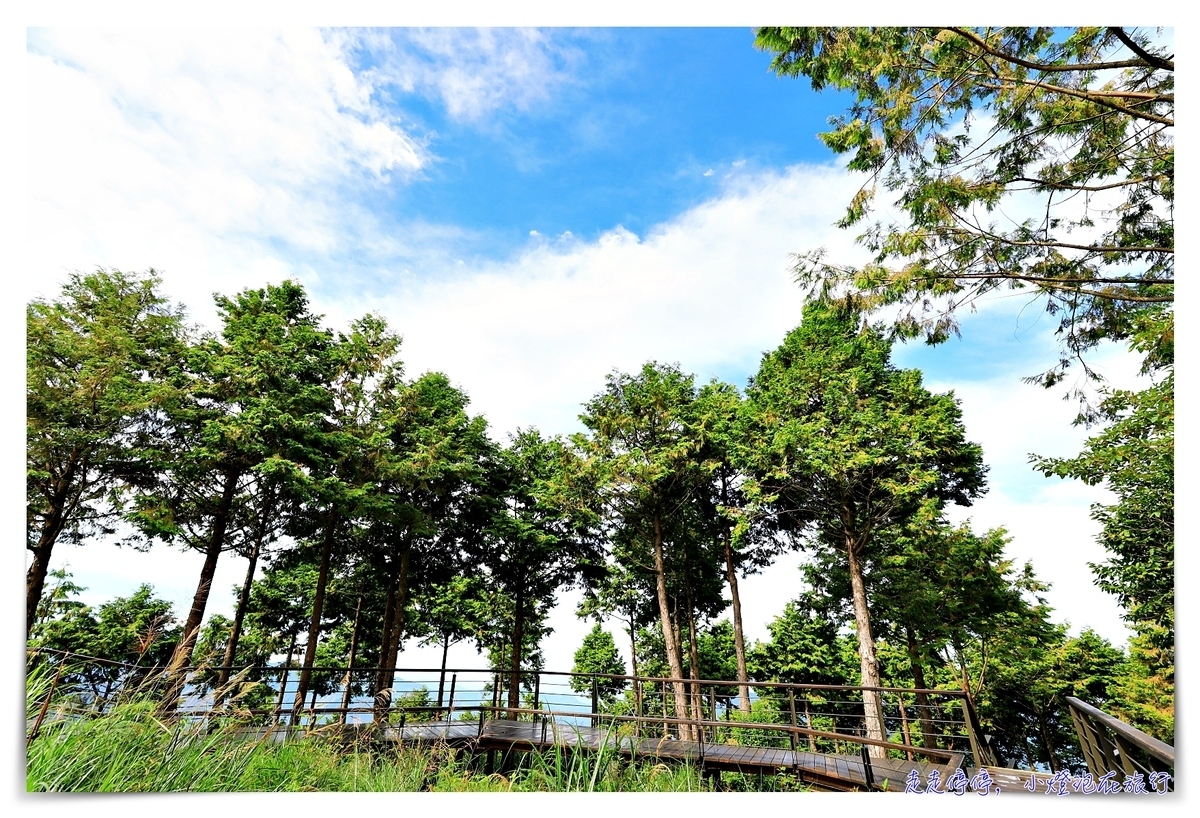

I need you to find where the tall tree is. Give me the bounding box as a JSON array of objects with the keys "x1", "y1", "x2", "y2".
[
  {"x1": 754, "y1": 26, "x2": 1173, "y2": 399},
  {"x1": 477, "y1": 429, "x2": 605, "y2": 712},
  {"x1": 289, "y1": 315, "x2": 400, "y2": 719},
  {"x1": 742, "y1": 301, "x2": 986, "y2": 754},
  {"x1": 692, "y1": 379, "x2": 783, "y2": 714},
  {"x1": 362, "y1": 369, "x2": 491, "y2": 717},
  {"x1": 130, "y1": 281, "x2": 332, "y2": 700},
  {"x1": 578, "y1": 363, "x2": 705, "y2": 738},
  {"x1": 26, "y1": 269, "x2": 186, "y2": 636}
]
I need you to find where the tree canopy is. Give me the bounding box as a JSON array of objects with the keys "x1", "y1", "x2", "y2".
[{"x1": 754, "y1": 26, "x2": 1173, "y2": 399}]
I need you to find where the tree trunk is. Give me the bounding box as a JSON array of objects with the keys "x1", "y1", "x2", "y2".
[
  {"x1": 722, "y1": 523, "x2": 751, "y2": 715},
  {"x1": 845, "y1": 530, "x2": 886, "y2": 757},
  {"x1": 651, "y1": 513, "x2": 692, "y2": 740},
  {"x1": 508, "y1": 584, "x2": 525, "y2": 714},
  {"x1": 1037, "y1": 711, "x2": 1061, "y2": 772},
  {"x1": 26, "y1": 513, "x2": 65, "y2": 638},
  {"x1": 380, "y1": 545, "x2": 412, "y2": 700},
  {"x1": 162, "y1": 469, "x2": 240, "y2": 708},
  {"x1": 905, "y1": 626, "x2": 939, "y2": 750},
  {"x1": 374, "y1": 574, "x2": 397, "y2": 699},
  {"x1": 292, "y1": 504, "x2": 338, "y2": 720},
  {"x1": 684, "y1": 578, "x2": 703, "y2": 732},
  {"x1": 339, "y1": 595, "x2": 363, "y2": 724},
  {"x1": 628, "y1": 614, "x2": 641, "y2": 723},
  {"x1": 216, "y1": 536, "x2": 261, "y2": 696},
  {"x1": 437, "y1": 635, "x2": 450, "y2": 709},
  {"x1": 217, "y1": 482, "x2": 275, "y2": 692},
  {"x1": 26, "y1": 456, "x2": 82, "y2": 637},
  {"x1": 275, "y1": 634, "x2": 296, "y2": 723}
]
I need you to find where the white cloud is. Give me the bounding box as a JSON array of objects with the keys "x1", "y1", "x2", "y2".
[
  {"x1": 353, "y1": 163, "x2": 868, "y2": 437},
  {"x1": 371, "y1": 28, "x2": 584, "y2": 122},
  {"x1": 25, "y1": 28, "x2": 428, "y2": 323}
]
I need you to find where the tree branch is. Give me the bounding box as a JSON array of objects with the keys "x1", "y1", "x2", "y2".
[
  {"x1": 975, "y1": 78, "x2": 1173, "y2": 127},
  {"x1": 946, "y1": 27, "x2": 1169, "y2": 74},
  {"x1": 1108, "y1": 27, "x2": 1175, "y2": 72}
]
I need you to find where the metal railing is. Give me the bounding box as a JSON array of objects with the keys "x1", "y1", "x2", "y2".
[
  {"x1": 1065, "y1": 696, "x2": 1174, "y2": 789},
  {"x1": 27, "y1": 647, "x2": 990, "y2": 770}
]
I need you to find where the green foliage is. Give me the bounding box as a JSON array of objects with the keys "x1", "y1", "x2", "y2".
[
  {"x1": 978, "y1": 624, "x2": 1126, "y2": 771},
  {"x1": 29, "y1": 577, "x2": 181, "y2": 704},
  {"x1": 1033, "y1": 373, "x2": 1173, "y2": 640},
  {"x1": 1108, "y1": 626, "x2": 1173, "y2": 743},
  {"x1": 755, "y1": 27, "x2": 1173, "y2": 396},
  {"x1": 730, "y1": 696, "x2": 789, "y2": 749},
  {"x1": 750, "y1": 599, "x2": 847, "y2": 686},
  {"x1": 26, "y1": 268, "x2": 187, "y2": 631},
  {"x1": 742, "y1": 300, "x2": 985, "y2": 704},
  {"x1": 571, "y1": 623, "x2": 627, "y2": 701}
]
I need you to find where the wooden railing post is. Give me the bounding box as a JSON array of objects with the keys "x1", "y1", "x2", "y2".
[
  {"x1": 897, "y1": 693, "x2": 914, "y2": 761},
  {"x1": 532, "y1": 672, "x2": 541, "y2": 726},
  {"x1": 708, "y1": 688, "x2": 717, "y2": 743},
  {"x1": 788, "y1": 688, "x2": 799, "y2": 756}
]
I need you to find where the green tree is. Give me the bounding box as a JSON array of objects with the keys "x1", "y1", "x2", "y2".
[
  {"x1": 128, "y1": 281, "x2": 333, "y2": 702},
  {"x1": 571, "y1": 623, "x2": 627, "y2": 703},
  {"x1": 411, "y1": 574, "x2": 492, "y2": 709},
  {"x1": 477, "y1": 429, "x2": 605, "y2": 711},
  {"x1": 692, "y1": 379, "x2": 787, "y2": 714},
  {"x1": 1033, "y1": 373, "x2": 1173, "y2": 642},
  {"x1": 754, "y1": 27, "x2": 1173, "y2": 396},
  {"x1": 1109, "y1": 628, "x2": 1173, "y2": 743},
  {"x1": 577, "y1": 560, "x2": 656, "y2": 684},
  {"x1": 577, "y1": 363, "x2": 706, "y2": 738},
  {"x1": 360, "y1": 368, "x2": 491, "y2": 715},
  {"x1": 26, "y1": 269, "x2": 186, "y2": 636},
  {"x1": 288, "y1": 314, "x2": 401, "y2": 720},
  {"x1": 749, "y1": 598, "x2": 846, "y2": 687},
  {"x1": 30, "y1": 581, "x2": 181, "y2": 704},
  {"x1": 741, "y1": 301, "x2": 986, "y2": 753}
]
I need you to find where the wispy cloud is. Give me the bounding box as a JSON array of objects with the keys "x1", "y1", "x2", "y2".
[{"x1": 368, "y1": 28, "x2": 585, "y2": 122}]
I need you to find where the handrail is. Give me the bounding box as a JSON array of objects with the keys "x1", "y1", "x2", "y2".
[
  {"x1": 27, "y1": 648, "x2": 969, "y2": 699},
  {"x1": 1065, "y1": 696, "x2": 1174, "y2": 768},
  {"x1": 28, "y1": 647, "x2": 981, "y2": 766}
]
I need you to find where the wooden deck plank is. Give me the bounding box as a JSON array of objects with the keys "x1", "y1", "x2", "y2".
[{"x1": 386, "y1": 718, "x2": 1050, "y2": 794}]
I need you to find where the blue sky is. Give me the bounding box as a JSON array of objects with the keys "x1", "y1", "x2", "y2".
[
  {"x1": 358, "y1": 28, "x2": 842, "y2": 250},
  {"x1": 19, "y1": 25, "x2": 1153, "y2": 675}
]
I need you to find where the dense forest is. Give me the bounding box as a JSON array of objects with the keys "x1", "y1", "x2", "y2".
[{"x1": 28, "y1": 267, "x2": 1171, "y2": 774}]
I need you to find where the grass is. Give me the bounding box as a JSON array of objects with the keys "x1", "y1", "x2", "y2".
[
  {"x1": 26, "y1": 704, "x2": 721, "y2": 792},
  {"x1": 25, "y1": 667, "x2": 809, "y2": 792}
]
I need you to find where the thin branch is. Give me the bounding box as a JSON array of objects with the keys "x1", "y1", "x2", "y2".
[
  {"x1": 900, "y1": 271, "x2": 1174, "y2": 303},
  {"x1": 975, "y1": 78, "x2": 1173, "y2": 127},
  {"x1": 946, "y1": 213, "x2": 1173, "y2": 254},
  {"x1": 1009, "y1": 175, "x2": 1162, "y2": 193}
]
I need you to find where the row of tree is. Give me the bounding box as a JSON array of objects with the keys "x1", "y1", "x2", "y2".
[{"x1": 28, "y1": 268, "x2": 1170, "y2": 762}]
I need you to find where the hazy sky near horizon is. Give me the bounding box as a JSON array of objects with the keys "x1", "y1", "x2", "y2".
[{"x1": 22, "y1": 25, "x2": 1151, "y2": 674}]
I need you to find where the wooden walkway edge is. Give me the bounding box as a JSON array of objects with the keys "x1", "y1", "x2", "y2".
[{"x1": 383, "y1": 719, "x2": 1036, "y2": 793}]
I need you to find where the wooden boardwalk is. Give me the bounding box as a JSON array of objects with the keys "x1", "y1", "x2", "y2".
[{"x1": 384, "y1": 718, "x2": 1035, "y2": 793}]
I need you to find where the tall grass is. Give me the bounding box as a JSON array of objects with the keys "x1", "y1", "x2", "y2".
[
  {"x1": 26, "y1": 666, "x2": 811, "y2": 792},
  {"x1": 26, "y1": 695, "x2": 714, "y2": 791}
]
